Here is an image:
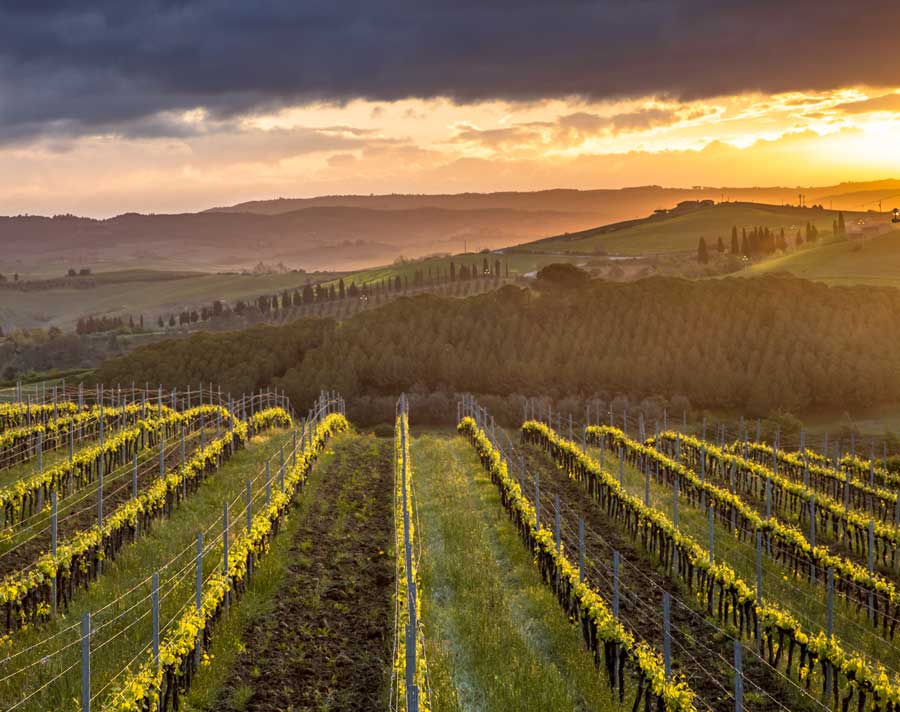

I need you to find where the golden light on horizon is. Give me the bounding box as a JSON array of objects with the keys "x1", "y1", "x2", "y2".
[{"x1": 3, "y1": 87, "x2": 900, "y2": 216}]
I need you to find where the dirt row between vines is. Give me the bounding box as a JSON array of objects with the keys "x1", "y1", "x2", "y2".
[{"x1": 213, "y1": 434, "x2": 395, "y2": 712}]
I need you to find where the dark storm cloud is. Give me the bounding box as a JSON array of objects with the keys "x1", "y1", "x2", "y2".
[{"x1": 2, "y1": 0, "x2": 898, "y2": 143}]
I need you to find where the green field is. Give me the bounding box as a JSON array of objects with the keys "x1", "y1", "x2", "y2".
[
  {"x1": 747, "y1": 227, "x2": 900, "y2": 287},
  {"x1": 412, "y1": 433, "x2": 619, "y2": 711},
  {"x1": 518, "y1": 202, "x2": 871, "y2": 256},
  {"x1": 0, "y1": 270, "x2": 336, "y2": 331}
]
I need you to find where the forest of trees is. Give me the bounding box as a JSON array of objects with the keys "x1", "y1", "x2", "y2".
[{"x1": 96, "y1": 273, "x2": 900, "y2": 423}]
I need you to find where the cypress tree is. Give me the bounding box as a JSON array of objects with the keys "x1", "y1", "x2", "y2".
[{"x1": 697, "y1": 237, "x2": 709, "y2": 264}]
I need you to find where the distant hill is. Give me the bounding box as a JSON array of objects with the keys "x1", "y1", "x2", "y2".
[
  {"x1": 206, "y1": 185, "x2": 795, "y2": 222},
  {"x1": 207, "y1": 180, "x2": 900, "y2": 220},
  {"x1": 808, "y1": 179, "x2": 900, "y2": 212},
  {"x1": 3, "y1": 179, "x2": 897, "y2": 278},
  {"x1": 515, "y1": 201, "x2": 877, "y2": 255},
  {"x1": 0, "y1": 206, "x2": 596, "y2": 277}
]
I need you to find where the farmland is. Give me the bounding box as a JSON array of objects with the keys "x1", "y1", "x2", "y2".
[
  {"x1": 0, "y1": 270, "x2": 335, "y2": 332},
  {"x1": 3, "y1": 199, "x2": 899, "y2": 363},
  {"x1": 517, "y1": 202, "x2": 876, "y2": 256},
  {"x1": 746, "y1": 228, "x2": 900, "y2": 288},
  {"x1": 11, "y1": 2, "x2": 900, "y2": 709},
  {"x1": 3, "y1": 380, "x2": 900, "y2": 711}
]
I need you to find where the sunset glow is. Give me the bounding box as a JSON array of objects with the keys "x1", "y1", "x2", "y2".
[
  {"x1": 3, "y1": 87, "x2": 899, "y2": 217},
  {"x1": 2, "y1": 2, "x2": 900, "y2": 216}
]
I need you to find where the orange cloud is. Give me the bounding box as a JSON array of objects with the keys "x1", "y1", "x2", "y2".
[{"x1": 834, "y1": 93, "x2": 900, "y2": 115}]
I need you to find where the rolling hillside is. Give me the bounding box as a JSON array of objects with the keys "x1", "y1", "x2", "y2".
[
  {"x1": 0, "y1": 270, "x2": 324, "y2": 331},
  {"x1": 0, "y1": 206, "x2": 596, "y2": 278},
  {"x1": 206, "y1": 180, "x2": 900, "y2": 219},
  {"x1": 747, "y1": 227, "x2": 900, "y2": 287},
  {"x1": 515, "y1": 202, "x2": 878, "y2": 255}
]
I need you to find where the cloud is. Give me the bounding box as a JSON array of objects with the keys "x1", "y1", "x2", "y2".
[
  {"x1": 2, "y1": 1, "x2": 900, "y2": 142},
  {"x1": 326, "y1": 153, "x2": 357, "y2": 167},
  {"x1": 452, "y1": 124, "x2": 543, "y2": 149},
  {"x1": 453, "y1": 106, "x2": 688, "y2": 151},
  {"x1": 834, "y1": 93, "x2": 900, "y2": 114},
  {"x1": 1, "y1": 123, "x2": 892, "y2": 217},
  {"x1": 559, "y1": 108, "x2": 680, "y2": 134}
]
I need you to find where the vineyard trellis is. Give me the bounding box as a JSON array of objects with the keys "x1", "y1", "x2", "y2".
[
  {"x1": 525, "y1": 417, "x2": 900, "y2": 711},
  {"x1": 0, "y1": 388, "x2": 344, "y2": 712},
  {"x1": 654, "y1": 432, "x2": 900, "y2": 581},
  {"x1": 588, "y1": 426, "x2": 900, "y2": 642},
  {"x1": 390, "y1": 395, "x2": 430, "y2": 712},
  {"x1": 458, "y1": 396, "x2": 697, "y2": 711},
  {"x1": 98, "y1": 395, "x2": 347, "y2": 712},
  {"x1": 0, "y1": 407, "x2": 292, "y2": 633}
]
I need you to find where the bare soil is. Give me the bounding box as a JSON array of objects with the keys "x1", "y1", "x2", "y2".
[{"x1": 214, "y1": 434, "x2": 394, "y2": 712}]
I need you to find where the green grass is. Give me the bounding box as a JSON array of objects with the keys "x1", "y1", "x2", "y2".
[
  {"x1": 413, "y1": 432, "x2": 620, "y2": 711},
  {"x1": 0, "y1": 369, "x2": 93, "y2": 397},
  {"x1": 0, "y1": 272, "x2": 332, "y2": 332},
  {"x1": 592, "y1": 443, "x2": 900, "y2": 678},
  {"x1": 747, "y1": 227, "x2": 900, "y2": 287},
  {"x1": 0, "y1": 428, "x2": 293, "y2": 711},
  {"x1": 86, "y1": 269, "x2": 206, "y2": 285},
  {"x1": 519, "y1": 202, "x2": 869, "y2": 256}
]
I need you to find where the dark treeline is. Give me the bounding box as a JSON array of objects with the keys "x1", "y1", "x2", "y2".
[
  {"x1": 702, "y1": 221, "x2": 830, "y2": 263},
  {"x1": 154, "y1": 257, "x2": 506, "y2": 330},
  {"x1": 76, "y1": 314, "x2": 145, "y2": 335},
  {"x1": 96, "y1": 274, "x2": 900, "y2": 424}
]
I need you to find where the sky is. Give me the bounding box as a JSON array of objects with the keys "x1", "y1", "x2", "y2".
[{"x1": 2, "y1": 1, "x2": 900, "y2": 217}]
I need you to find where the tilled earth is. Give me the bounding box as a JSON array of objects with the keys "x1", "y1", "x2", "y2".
[{"x1": 214, "y1": 434, "x2": 394, "y2": 712}]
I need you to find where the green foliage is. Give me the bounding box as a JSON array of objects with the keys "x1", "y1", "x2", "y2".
[
  {"x1": 533, "y1": 262, "x2": 590, "y2": 290},
  {"x1": 98, "y1": 275, "x2": 900, "y2": 415}
]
